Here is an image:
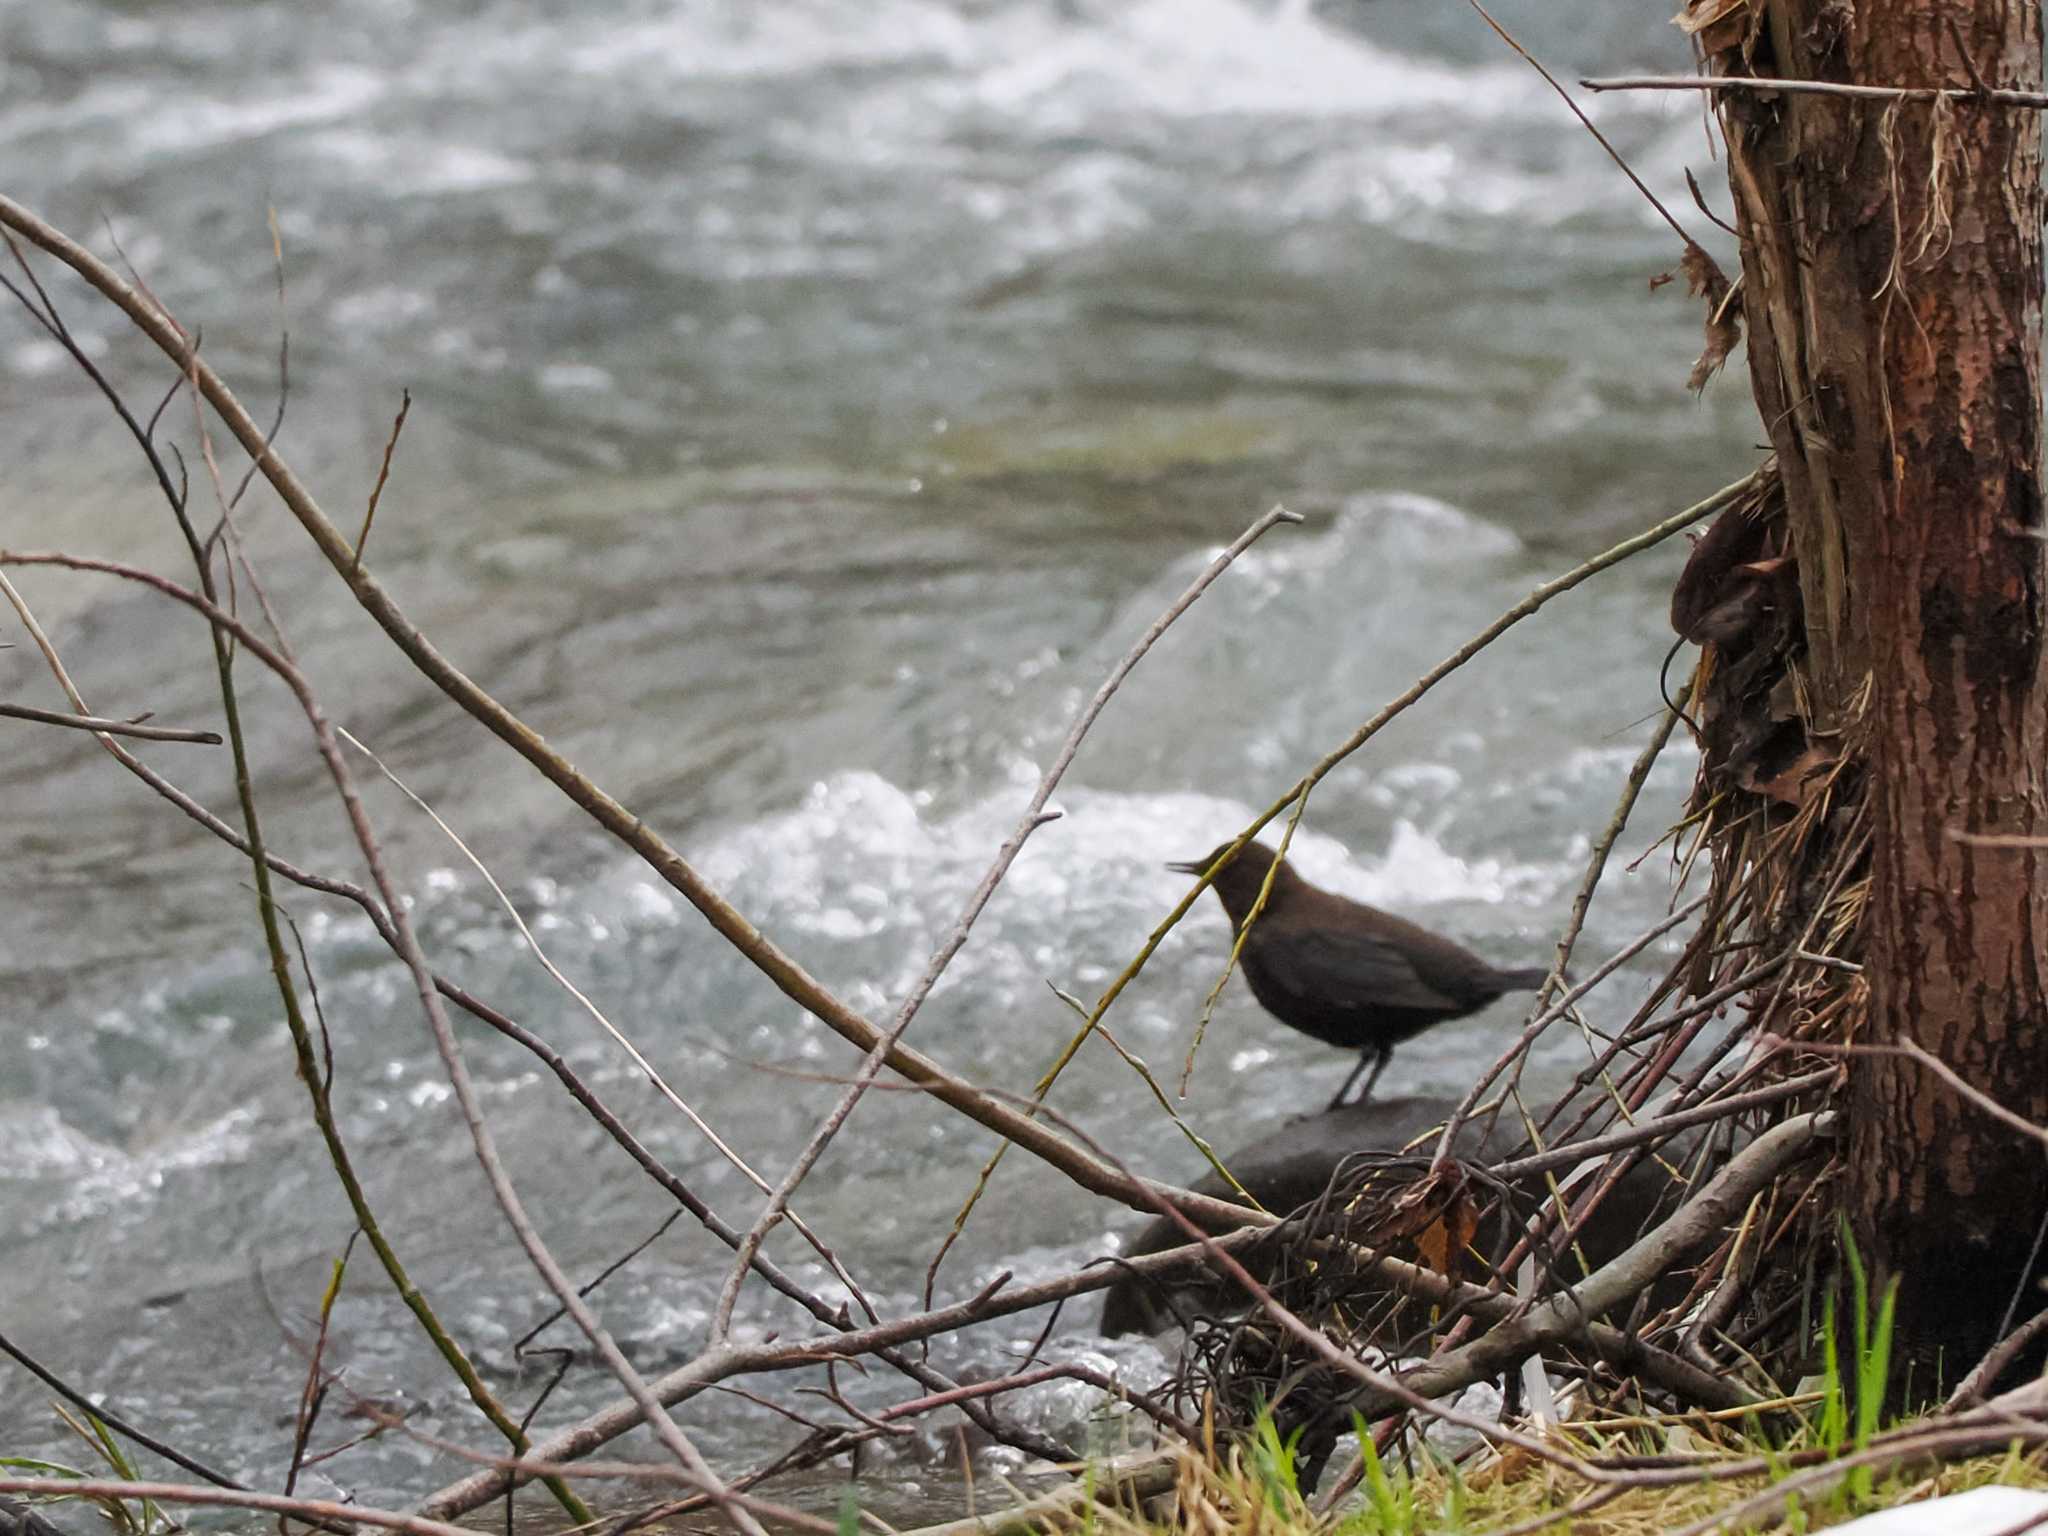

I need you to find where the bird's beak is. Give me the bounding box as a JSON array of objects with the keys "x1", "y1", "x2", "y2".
[{"x1": 1166, "y1": 859, "x2": 1206, "y2": 875}]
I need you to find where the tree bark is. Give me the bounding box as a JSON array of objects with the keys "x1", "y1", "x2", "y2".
[{"x1": 1718, "y1": 0, "x2": 2048, "y2": 1389}]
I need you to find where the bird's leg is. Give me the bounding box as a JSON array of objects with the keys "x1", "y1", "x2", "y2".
[
  {"x1": 1354, "y1": 1045, "x2": 1392, "y2": 1104},
  {"x1": 1326, "y1": 1057, "x2": 1367, "y2": 1110},
  {"x1": 1328, "y1": 1047, "x2": 1387, "y2": 1110}
]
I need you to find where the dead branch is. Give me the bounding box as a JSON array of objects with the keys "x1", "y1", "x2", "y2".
[
  {"x1": 1582, "y1": 73, "x2": 2048, "y2": 110},
  {"x1": 0, "y1": 701, "x2": 220, "y2": 743},
  {"x1": 1378, "y1": 1113, "x2": 1833, "y2": 1419},
  {"x1": 352, "y1": 387, "x2": 409, "y2": 571},
  {"x1": 1465, "y1": 0, "x2": 1700, "y2": 248},
  {"x1": 1766, "y1": 1033, "x2": 2048, "y2": 1154},
  {"x1": 1486, "y1": 1067, "x2": 1836, "y2": 1182},
  {"x1": 0, "y1": 1472, "x2": 823, "y2": 1536}
]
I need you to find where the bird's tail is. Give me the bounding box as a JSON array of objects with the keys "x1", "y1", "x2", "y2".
[{"x1": 1500, "y1": 966, "x2": 1552, "y2": 991}]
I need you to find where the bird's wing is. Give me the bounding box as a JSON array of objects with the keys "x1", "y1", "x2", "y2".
[{"x1": 1252, "y1": 926, "x2": 1468, "y2": 1016}]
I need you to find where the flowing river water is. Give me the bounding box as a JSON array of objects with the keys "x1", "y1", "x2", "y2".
[{"x1": 2, "y1": 0, "x2": 1758, "y2": 1522}]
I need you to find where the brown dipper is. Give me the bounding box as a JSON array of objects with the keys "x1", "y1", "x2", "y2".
[{"x1": 1169, "y1": 840, "x2": 1548, "y2": 1107}]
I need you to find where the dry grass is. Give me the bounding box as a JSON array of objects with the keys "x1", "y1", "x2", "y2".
[{"x1": 1044, "y1": 1418, "x2": 2048, "y2": 1536}]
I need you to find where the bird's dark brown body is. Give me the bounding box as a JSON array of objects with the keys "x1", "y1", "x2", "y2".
[{"x1": 1171, "y1": 839, "x2": 1547, "y2": 1106}]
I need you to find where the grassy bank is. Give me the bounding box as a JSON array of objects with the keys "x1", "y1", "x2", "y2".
[{"x1": 949, "y1": 1418, "x2": 2048, "y2": 1536}]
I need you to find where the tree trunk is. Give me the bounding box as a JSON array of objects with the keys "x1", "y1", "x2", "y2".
[{"x1": 1718, "y1": 0, "x2": 2048, "y2": 1390}]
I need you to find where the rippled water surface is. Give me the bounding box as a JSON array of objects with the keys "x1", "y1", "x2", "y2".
[{"x1": 2, "y1": 0, "x2": 1756, "y2": 1520}]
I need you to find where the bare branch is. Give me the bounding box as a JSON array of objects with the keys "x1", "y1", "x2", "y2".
[
  {"x1": 0, "y1": 1478, "x2": 471, "y2": 1536},
  {"x1": 1486, "y1": 1067, "x2": 1838, "y2": 1182},
  {"x1": 1767, "y1": 1033, "x2": 2048, "y2": 1153},
  {"x1": 1465, "y1": 0, "x2": 1699, "y2": 248},
  {"x1": 353, "y1": 388, "x2": 410, "y2": 571},
  {"x1": 1581, "y1": 73, "x2": 2048, "y2": 109},
  {"x1": 0, "y1": 700, "x2": 220, "y2": 744}
]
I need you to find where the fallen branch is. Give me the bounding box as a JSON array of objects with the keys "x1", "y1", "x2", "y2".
[{"x1": 1369, "y1": 1112, "x2": 1834, "y2": 1418}]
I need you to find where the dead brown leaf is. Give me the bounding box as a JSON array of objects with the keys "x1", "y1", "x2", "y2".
[
  {"x1": 1681, "y1": 240, "x2": 1743, "y2": 392},
  {"x1": 1743, "y1": 741, "x2": 1835, "y2": 806},
  {"x1": 1765, "y1": 668, "x2": 1805, "y2": 723},
  {"x1": 1673, "y1": 0, "x2": 1751, "y2": 54},
  {"x1": 1671, "y1": 0, "x2": 1745, "y2": 33},
  {"x1": 1414, "y1": 1184, "x2": 1481, "y2": 1278},
  {"x1": 1682, "y1": 242, "x2": 1728, "y2": 301}
]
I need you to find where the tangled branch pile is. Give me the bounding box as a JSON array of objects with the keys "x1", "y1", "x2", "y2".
[{"x1": 2, "y1": 140, "x2": 2044, "y2": 1536}]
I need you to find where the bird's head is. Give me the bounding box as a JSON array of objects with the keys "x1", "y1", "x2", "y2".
[{"x1": 1167, "y1": 839, "x2": 1286, "y2": 919}]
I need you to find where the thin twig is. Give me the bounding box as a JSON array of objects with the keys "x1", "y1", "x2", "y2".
[
  {"x1": 1581, "y1": 74, "x2": 2048, "y2": 110},
  {"x1": 0, "y1": 700, "x2": 220, "y2": 743},
  {"x1": 1764, "y1": 1033, "x2": 2048, "y2": 1153},
  {"x1": 0, "y1": 571, "x2": 95, "y2": 716},
  {"x1": 885, "y1": 1453, "x2": 1184, "y2": 1536},
  {"x1": 224, "y1": 208, "x2": 291, "y2": 515},
  {"x1": 516, "y1": 1213, "x2": 685, "y2": 1354},
  {"x1": 0, "y1": 1330, "x2": 275, "y2": 1510},
  {"x1": 1551, "y1": 687, "x2": 1692, "y2": 995},
  {"x1": 353, "y1": 389, "x2": 410, "y2": 571},
  {"x1": 1049, "y1": 983, "x2": 1258, "y2": 1204},
  {"x1": 1684, "y1": 167, "x2": 1743, "y2": 241},
  {"x1": 1487, "y1": 1068, "x2": 1837, "y2": 1182},
  {"x1": 0, "y1": 1470, "x2": 826, "y2": 1536},
  {"x1": 1657, "y1": 1401, "x2": 2048, "y2": 1536},
  {"x1": 1949, "y1": 829, "x2": 2048, "y2": 847},
  {"x1": 339, "y1": 726, "x2": 874, "y2": 1324},
  {"x1": 1949, "y1": 1303, "x2": 2048, "y2": 1410},
  {"x1": 1466, "y1": 0, "x2": 1698, "y2": 248},
  {"x1": 0, "y1": 1479, "x2": 472, "y2": 1536},
  {"x1": 282, "y1": 1231, "x2": 356, "y2": 1512},
  {"x1": 1942, "y1": 14, "x2": 1996, "y2": 98}
]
